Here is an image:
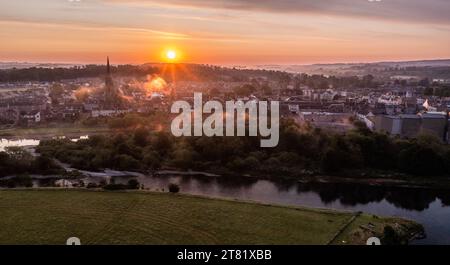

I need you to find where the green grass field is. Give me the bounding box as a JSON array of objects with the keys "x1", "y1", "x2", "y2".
[{"x1": 0, "y1": 190, "x2": 419, "y2": 245}]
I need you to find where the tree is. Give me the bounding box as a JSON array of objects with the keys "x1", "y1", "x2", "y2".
[
  {"x1": 398, "y1": 145, "x2": 445, "y2": 176},
  {"x1": 318, "y1": 80, "x2": 329, "y2": 90},
  {"x1": 423, "y1": 87, "x2": 433, "y2": 96},
  {"x1": 143, "y1": 150, "x2": 162, "y2": 170},
  {"x1": 91, "y1": 149, "x2": 113, "y2": 169},
  {"x1": 5, "y1": 146, "x2": 33, "y2": 161},
  {"x1": 261, "y1": 84, "x2": 273, "y2": 95},
  {"x1": 0, "y1": 152, "x2": 12, "y2": 177},
  {"x1": 133, "y1": 127, "x2": 149, "y2": 146},
  {"x1": 418, "y1": 78, "x2": 430, "y2": 87},
  {"x1": 5, "y1": 147, "x2": 34, "y2": 170},
  {"x1": 115, "y1": 154, "x2": 141, "y2": 170},
  {"x1": 49, "y1": 83, "x2": 64, "y2": 105},
  {"x1": 208, "y1": 87, "x2": 220, "y2": 96},
  {"x1": 362, "y1": 74, "x2": 375, "y2": 87},
  {"x1": 233, "y1": 84, "x2": 256, "y2": 96},
  {"x1": 33, "y1": 155, "x2": 62, "y2": 175},
  {"x1": 171, "y1": 148, "x2": 197, "y2": 170},
  {"x1": 152, "y1": 132, "x2": 172, "y2": 155},
  {"x1": 243, "y1": 156, "x2": 260, "y2": 170},
  {"x1": 278, "y1": 73, "x2": 291, "y2": 89},
  {"x1": 322, "y1": 137, "x2": 363, "y2": 174}
]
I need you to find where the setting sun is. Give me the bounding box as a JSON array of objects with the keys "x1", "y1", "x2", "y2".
[{"x1": 166, "y1": 50, "x2": 177, "y2": 60}]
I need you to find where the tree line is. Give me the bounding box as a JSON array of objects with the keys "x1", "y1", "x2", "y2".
[
  {"x1": 0, "y1": 63, "x2": 380, "y2": 90},
  {"x1": 0, "y1": 147, "x2": 64, "y2": 176},
  {"x1": 36, "y1": 119, "x2": 450, "y2": 178}
]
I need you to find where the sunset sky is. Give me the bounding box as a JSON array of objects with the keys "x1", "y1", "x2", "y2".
[{"x1": 1, "y1": 0, "x2": 450, "y2": 65}]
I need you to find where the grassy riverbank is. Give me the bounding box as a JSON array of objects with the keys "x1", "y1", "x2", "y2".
[{"x1": 0, "y1": 189, "x2": 422, "y2": 245}]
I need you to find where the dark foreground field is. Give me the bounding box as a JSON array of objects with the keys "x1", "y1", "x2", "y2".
[{"x1": 0, "y1": 190, "x2": 421, "y2": 245}]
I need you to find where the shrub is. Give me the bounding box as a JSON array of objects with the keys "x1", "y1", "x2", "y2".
[
  {"x1": 0, "y1": 175, "x2": 33, "y2": 188},
  {"x1": 86, "y1": 182, "x2": 98, "y2": 189},
  {"x1": 168, "y1": 183, "x2": 180, "y2": 193},
  {"x1": 102, "y1": 183, "x2": 129, "y2": 190},
  {"x1": 127, "y1": 179, "x2": 140, "y2": 189}
]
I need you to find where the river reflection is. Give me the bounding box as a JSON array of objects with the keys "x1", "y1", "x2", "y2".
[
  {"x1": 110, "y1": 174, "x2": 450, "y2": 245},
  {"x1": 294, "y1": 182, "x2": 450, "y2": 211},
  {"x1": 0, "y1": 136, "x2": 89, "y2": 151},
  {"x1": 0, "y1": 138, "x2": 40, "y2": 151}
]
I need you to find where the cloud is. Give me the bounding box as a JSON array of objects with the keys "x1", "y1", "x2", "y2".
[
  {"x1": 0, "y1": 18, "x2": 189, "y2": 39},
  {"x1": 105, "y1": 0, "x2": 450, "y2": 25}
]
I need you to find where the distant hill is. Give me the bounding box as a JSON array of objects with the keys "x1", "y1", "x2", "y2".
[
  {"x1": 2, "y1": 59, "x2": 450, "y2": 80},
  {"x1": 0, "y1": 62, "x2": 82, "y2": 70},
  {"x1": 372, "y1": 59, "x2": 450, "y2": 67},
  {"x1": 254, "y1": 59, "x2": 450, "y2": 79}
]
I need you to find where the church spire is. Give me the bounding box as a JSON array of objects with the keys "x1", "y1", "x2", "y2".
[
  {"x1": 107, "y1": 56, "x2": 111, "y2": 75},
  {"x1": 105, "y1": 56, "x2": 113, "y2": 87}
]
